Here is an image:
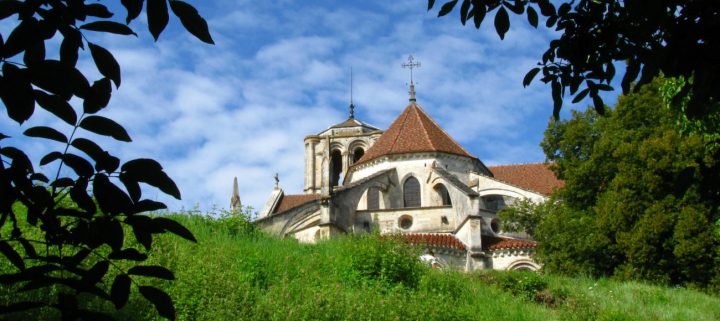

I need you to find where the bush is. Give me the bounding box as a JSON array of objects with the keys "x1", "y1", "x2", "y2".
[{"x1": 339, "y1": 234, "x2": 424, "y2": 288}]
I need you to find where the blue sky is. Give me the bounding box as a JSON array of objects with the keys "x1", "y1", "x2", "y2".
[{"x1": 2, "y1": 0, "x2": 621, "y2": 213}]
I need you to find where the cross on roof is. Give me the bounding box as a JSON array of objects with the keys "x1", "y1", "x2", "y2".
[
  {"x1": 401, "y1": 54, "x2": 421, "y2": 102},
  {"x1": 401, "y1": 54, "x2": 421, "y2": 83}
]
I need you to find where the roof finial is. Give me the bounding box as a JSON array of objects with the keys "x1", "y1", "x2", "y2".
[
  {"x1": 274, "y1": 173, "x2": 280, "y2": 190},
  {"x1": 401, "y1": 54, "x2": 421, "y2": 102},
  {"x1": 349, "y1": 67, "x2": 355, "y2": 119}
]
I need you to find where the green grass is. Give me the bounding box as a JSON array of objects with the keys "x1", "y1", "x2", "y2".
[{"x1": 2, "y1": 211, "x2": 720, "y2": 321}]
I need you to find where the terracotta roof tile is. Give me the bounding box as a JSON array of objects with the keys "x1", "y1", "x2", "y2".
[
  {"x1": 488, "y1": 163, "x2": 564, "y2": 196},
  {"x1": 273, "y1": 194, "x2": 320, "y2": 214},
  {"x1": 398, "y1": 233, "x2": 467, "y2": 251},
  {"x1": 354, "y1": 103, "x2": 474, "y2": 165},
  {"x1": 482, "y1": 235, "x2": 538, "y2": 251}
]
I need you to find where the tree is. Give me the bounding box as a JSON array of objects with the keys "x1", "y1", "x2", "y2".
[
  {"x1": 427, "y1": 0, "x2": 720, "y2": 120},
  {"x1": 535, "y1": 79, "x2": 720, "y2": 287},
  {"x1": 1, "y1": 1, "x2": 213, "y2": 320},
  {"x1": 496, "y1": 198, "x2": 555, "y2": 238}
]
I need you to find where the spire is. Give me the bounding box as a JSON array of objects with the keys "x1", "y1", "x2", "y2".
[
  {"x1": 401, "y1": 54, "x2": 421, "y2": 102},
  {"x1": 349, "y1": 67, "x2": 355, "y2": 118},
  {"x1": 230, "y1": 177, "x2": 241, "y2": 212}
]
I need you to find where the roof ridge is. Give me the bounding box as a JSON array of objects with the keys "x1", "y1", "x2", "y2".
[
  {"x1": 411, "y1": 104, "x2": 435, "y2": 152},
  {"x1": 389, "y1": 105, "x2": 412, "y2": 154},
  {"x1": 413, "y1": 103, "x2": 474, "y2": 157}
]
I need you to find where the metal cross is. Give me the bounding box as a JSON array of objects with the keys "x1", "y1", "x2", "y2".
[{"x1": 401, "y1": 54, "x2": 421, "y2": 83}]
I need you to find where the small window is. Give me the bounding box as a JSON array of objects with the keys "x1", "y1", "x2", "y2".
[
  {"x1": 330, "y1": 149, "x2": 343, "y2": 188},
  {"x1": 367, "y1": 187, "x2": 380, "y2": 210},
  {"x1": 353, "y1": 147, "x2": 365, "y2": 163},
  {"x1": 491, "y1": 218, "x2": 501, "y2": 234},
  {"x1": 441, "y1": 216, "x2": 449, "y2": 225},
  {"x1": 403, "y1": 176, "x2": 421, "y2": 208},
  {"x1": 363, "y1": 221, "x2": 371, "y2": 231},
  {"x1": 434, "y1": 184, "x2": 451, "y2": 206},
  {"x1": 398, "y1": 215, "x2": 413, "y2": 229}
]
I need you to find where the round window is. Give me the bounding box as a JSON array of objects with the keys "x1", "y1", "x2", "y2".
[{"x1": 398, "y1": 215, "x2": 413, "y2": 229}]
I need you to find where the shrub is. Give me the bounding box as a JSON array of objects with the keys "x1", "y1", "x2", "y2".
[{"x1": 339, "y1": 234, "x2": 424, "y2": 288}]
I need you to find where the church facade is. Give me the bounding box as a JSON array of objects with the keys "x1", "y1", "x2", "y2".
[{"x1": 255, "y1": 83, "x2": 563, "y2": 272}]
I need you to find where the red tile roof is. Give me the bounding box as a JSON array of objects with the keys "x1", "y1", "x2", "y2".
[
  {"x1": 399, "y1": 233, "x2": 467, "y2": 251},
  {"x1": 488, "y1": 163, "x2": 564, "y2": 196},
  {"x1": 482, "y1": 235, "x2": 538, "y2": 251},
  {"x1": 273, "y1": 194, "x2": 320, "y2": 214},
  {"x1": 354, "y1": 103, "x2": 474, "y2": 165}
]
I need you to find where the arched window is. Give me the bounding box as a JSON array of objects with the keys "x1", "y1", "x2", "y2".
[
  {"x1": 403, "y1": 176, "x2": 421, "y2": 208},
  {"x1": 434, "y1": 184, "x2": 451, "y2": 206},
  {"x1": 353, "y1": 147, "x2": 365, "y2": 163},
  {"x1": 482, "y1": 195, "x2": 507, "y2": 211},
  {"x1": 330, "y1": 149, "x2": 343, "y2": 188},
  {"x1": 367, "y1": 187, "x2": 379, "y2": 210}
]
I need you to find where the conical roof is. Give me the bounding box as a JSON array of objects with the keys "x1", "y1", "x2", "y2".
[{"x1": 354, "y1": 103, "x2": 474, "y2": 165}]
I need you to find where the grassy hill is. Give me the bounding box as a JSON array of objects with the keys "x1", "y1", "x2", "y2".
[{"x1": 2, "y1": 212, "x2": 719, "y2": 321}]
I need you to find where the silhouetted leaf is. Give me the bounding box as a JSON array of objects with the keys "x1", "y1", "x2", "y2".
[
  {"x1": 591, "y1": 93, "x2": 605, "y2": 115},
  {"x1": 0, "y1": 63, "x2": 34, "y2": 124},
  {"x1": 459, "y1": 0, "x2": 470, "y2": 25},
  {"x1": 552, "y1": 80, "x2": 562, "y2": 120},
  {"x1": 85, "y1": 3, "x2": 114, "y2": 18},
  {"x1": 170, "y1": 1, "x2": 214, "y2": 44},
  {"x1": 88, "y1": 43, "x2": 121, "y2": 87},
  {"x1": 126, "y1": 215, "x2": 154, "y2": 250},
  {"x1": 538, "y1": 0, "x2": 556, "y2": 16},
  {"x1": 572, "y1": 87, "x2": 590, "y2": 103},
  {"x1": 97, "y1": 218, "x2": 124, "y2": 250},
  {"x1": 60, "y1": 27, "x2": 82, "y2": 66},
  {"x1": 108, "y1": 248, "x2": 148, "y2": 261},
  {"x1": 84, "y1": 78, "x2": 112, "y2": 114},
  {"x1": 494, "y1": 6, "x2": 509, "y2": 40},
  {"x1": 527, "y1": 6, "x2": 538, "y2": 28},
  {"x1": 79, "y1": 116, "x2": 132, "y2": 142},
  {"x1": 129, "y1": 265, "x2": 174, "y2": 280},
  {"x1": 0, "y1": 1, "x2": 21, "y2": 20},
  {"x1": 133, "y1": 200, "x2": 167, "y2": 213},
  {"x1": 0, "y1": 241, "x2": 25, "y2": 270},
  {"x1": 122, "y1": 0, "x2": 144, "y2": 24},
  {"x1": 3, "y1": 17, "x2": 39, "y2": 58},
  {"x1": 1, "y1": 147, "x2": 32, "y2": 171},
  {"x1": 139, "y1": 286, "x2": 175, "y2": 320},
  {"x1": 122, "y1": 159, "x2": 180, "y2": 199},
  {"x1": 71, "y1": 178, "x2": 96, "y2": 214},
  {"x1": 83, "y1": 261, "x2": 110, "y2": 285},
  {"x1": 438, "y1": 0, "x2": 458, "y2": 17},
  {"x1": 622, "y1": 60, "x2": 640, "y2": 93},
  {"x1": 34, "y1": 90, "x2": 77, "y2": 125},
  {"x1": 558, "y1": 2, "x2": 571, "y2": 16},
  {"x1": 93, "y1": 173, "x2": 133, "y2": 215},
  {"x1": 62, "y1": 153, "x2": 94, "y2": 177},
  {"x1": 523, "y1": 67, "x2": 540, "y2": 87},
  {"x1": 110, "y1": 274, "x2": 131, "y2": 309},
  {"x1": 51, "y1": 177, "x2": 74, "y2": 188},
  {"x1": 147, "y1": 0, "x2": 169, "y2": 41},
  {"x1": 81, "y1": 21, "x2": 136, "y2": 37},
  {"x1": 71, "y1": 138, "x2": 104, "y2": 162},
  {"x1": 23, "y1": 37, "x2": 45, "y2": 67},
  {"x1": 24, "y1": 126, "x2": 68, "y2": 143},
  {"x1": 154, "y1": 217, "x2": 196, "y2": 242},
  {"x1": 472, "y1": 4, "x2": 486, "y2": 29},
  {"x1": 18, "y1": 239, "x2": 37, "y2": 258},
  {"x1": 40, "y1": 151, "x2": 63, "y2": 166},
  {"x1": 29, "y1": 60, "x2": 90, "y2": 100},
  {"x1": 120, "y1": 173, "x2": 142, "y2": 202},
  {"x1": 427, "y1": 0, "x2": 436, "y2": 11},
  {"x1": 505, "y1": 1, "x2": 524, "y2": 15},
  {"x1": 29, "y1": 173, "x2": 48, "y2": 183}
]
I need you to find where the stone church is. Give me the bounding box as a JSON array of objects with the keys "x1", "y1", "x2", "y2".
[{"x1": 254, "y1": 72, "x2": 563, "y2": 272}]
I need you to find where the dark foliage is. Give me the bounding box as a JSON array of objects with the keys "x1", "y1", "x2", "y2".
[
  {"x1": 1, "y1": 1, "x2": 213, "y2": 320},
  {"x1": 428, "y1": 0, "x2": 720, "y2": 120},
  {"x1": 535, "y1": 80, "x2": 720, "y2": 288}
]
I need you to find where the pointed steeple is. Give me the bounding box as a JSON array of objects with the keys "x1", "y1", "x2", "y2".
[
  {"x1": 349, "y1": 67, "x2": 355, "y2": 118},
  {"x1": 230, "y1": 177, "x2": 241, "y2": 212}
]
